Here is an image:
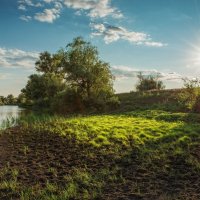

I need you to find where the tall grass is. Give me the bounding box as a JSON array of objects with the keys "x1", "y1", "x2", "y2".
[{"x1": 0, "y1": 117, "x2": 18, "y2": 130}]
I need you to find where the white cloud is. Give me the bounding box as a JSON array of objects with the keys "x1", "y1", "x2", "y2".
[
  {"x1": 0, "y1": 47, "x2": 39, "y2": 69},
  {"x1": 34, "y1": 7, "x2": 61, "y2": 23},
  {"x1": 18, "y1": 0, "x2": 44, "y2": 22},
  {"x1": 144, "y1": 41, "x2": 166, "y2": 47},
  {"x1": 18, "y1": 0, "x2": 43, "y2": 7},
  {"x1": 18, "y1": 0, "x2": 33, "y2": 6},
  {"x1": 91, "y1": 23, "x2": 167, "y2": 47},
  {"x1": 64, "y1": 0, "x2": 123, "y2": 19},
  {"x1": 32, "y1": 1, "x2": 63, "y2": 23},
  {"x1": 17, "y1": 1, "x2": 166, "y2": 48},
  {"x1": 74, "y1": 10, "x2": 82, "y2": 16},
  {"x1": 18, "y1": 4, "x2": 26, "y2": 10},
  {"x1": 20, "y1": 15, "x2": 32, "y2": 22},
  {"x1": 112, "y1": 66, "x2": 182, "y2": 81},
  {"x1": 18, "y1": 0, "x2": 122, "y2": 23},
  {"x1": 43, "y1": 0, "x2": 54, "y2": 3}
]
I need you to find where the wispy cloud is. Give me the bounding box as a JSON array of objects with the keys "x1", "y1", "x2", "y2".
[
  {"x1": 91, "y1": 23, "x2": 167, "y2": 47},
  {"x1": 19, "y1": 15, "x2": 32, "y2": 22},
  {"x1": 63, "y1": 0, "x2": 123, "y2": 19},
  {"x1": 43, "y1": 0, "x2": 54, "y2": 3},
  {"x1": 112, "y1": 66, "x2": 182, "y2": 81},
  {"x1": 18, "y1": 0, "x2": 43, "y2": 8},
  {"x1": 17, "y1": 0, "x2": 167, "y2": 47},
  {"x1": 19, "y1": 0, "x2": 63, "y2": 23},
  {"x1": 0, "y1": 47, "x2": 39, "y2": 69},
  {"x1": 18, "y1": 0, "x2": 123, "y2": 23},
  {"x1": 34, "y1": 5, "x2": 62, "y2": 23},
  {"x1": 171, "y1": 13, "x2": 192, "y2": 21},
  {"x1": 18, "y1": 4, "x2": 27, "y2": 11}
]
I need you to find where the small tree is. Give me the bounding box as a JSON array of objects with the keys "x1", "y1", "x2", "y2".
[
  {"x1": 178, "y1": 78, "x2": 200, "y2": 111},
  {"x1": 136, "y1": 72, "x2": 165, "y2": 92},
  {"x1": 6, "y1": 94, "x2": 17, "y2": 105}
]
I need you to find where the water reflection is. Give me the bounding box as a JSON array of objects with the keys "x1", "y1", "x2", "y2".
[{"x1": 0, "y1": 106, "x2": 25, "y2": 127}]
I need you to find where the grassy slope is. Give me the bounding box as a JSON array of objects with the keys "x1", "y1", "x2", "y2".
[
  {"x1": 116, "y1": 89, "x2": 184, "y2": 112},
  {"x1": 0, "y1": 90, "x2": 200, "y2": 199}
]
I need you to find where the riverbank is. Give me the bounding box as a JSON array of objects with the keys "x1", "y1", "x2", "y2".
[{"x1": 0, "y1": 111, "x2": 200, "y2": 199}]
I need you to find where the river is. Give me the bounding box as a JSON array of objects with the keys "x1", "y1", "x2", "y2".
[{"x1": 0, "y1": 105, "x2": 25, "y2": 128}]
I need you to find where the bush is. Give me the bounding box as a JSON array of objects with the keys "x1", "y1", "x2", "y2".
[
  {"x1": 106, "y1": 96, "x2": 120, "y2": 110},
  {"x1": 51, "y1": 89, "x2": 120, "y2": 114},
  {"x1": 178, "y1": 78, "x2": 200, "y2": 112},
  {"x1": 136, "y1": 73, "x2": 165, "y2": 92},
  {"x1": 51, "y1": 88, "x2": 85, "y2": 114}
]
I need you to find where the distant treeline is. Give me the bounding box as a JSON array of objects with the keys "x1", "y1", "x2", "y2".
[{"x1": 0, "y1": 94, "x2": 18, "y2": 105}]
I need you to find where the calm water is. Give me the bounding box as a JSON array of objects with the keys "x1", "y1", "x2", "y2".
[{"x1": 0, "y1": 105, "x2": 24, "y2": 127}]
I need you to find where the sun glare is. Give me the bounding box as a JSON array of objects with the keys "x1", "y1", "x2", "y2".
[
  {"x1": 191, "y1": 46, "x2": 200, "y2": 65},
  {"x1": 183, "y1": 39, "x2": 200, "y2": 68}
]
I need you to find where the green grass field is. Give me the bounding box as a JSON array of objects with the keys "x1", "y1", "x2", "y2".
[{"x1": 0, "y1": 108, "x2": 200, "y2": 199}]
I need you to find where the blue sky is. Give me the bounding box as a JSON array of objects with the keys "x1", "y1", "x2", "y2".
[{"x1": 1, "y1": 0, "x2": 200, "y2": 96}]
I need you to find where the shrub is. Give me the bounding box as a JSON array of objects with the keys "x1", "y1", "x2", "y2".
[
  {"x1": 136, "y1": 73, "x2": 165, "y2": 92},
  {"x1": 177, "y1": 78, "x2": 200, "y2": 112}
]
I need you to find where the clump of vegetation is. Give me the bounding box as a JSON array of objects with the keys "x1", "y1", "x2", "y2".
[
  {"x1": 0, "y1": 94, "x2": 18, "y2": 105},
  {"x1": 178, "y1": 78, "x2": 200, "y2": 112},
  {"x1": 117, "y1": 89, "x2": 183, "y2": 112},
  {"x1": 135, "y1": 72, "x2": 165, "y2": 92},
  {"x1": 21, "y1": 37, "x2": 119, "y2": 113},
  {"x1": 21, "y1": 73, "x2": 65, "y2": 108}
]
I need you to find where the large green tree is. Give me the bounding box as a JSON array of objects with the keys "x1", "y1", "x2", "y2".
[
  {"x1": 61, "y1": 37, "x2": 114, "y2": 105},
  {"x1": 22, "y1": 37, "x2": 118, "y2": 112}
]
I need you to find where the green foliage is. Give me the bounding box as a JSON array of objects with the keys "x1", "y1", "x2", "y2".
[
  {"x1": 22, "y1": 37, "x2": 117, "y2": 113},
  {"x1": 22, "y1": 73, "x2": 65, "y2": 108},
  {"x1": 0, "y1": 94, "x2": 17, "y2": 105},
  {"x1": 17, "y1": 93, "x2": 27, "y2": 106},
  {"x1": 117, "y1": 89, "x2": 182, "y2": 113},
  {"x1": 51, "y1": 88, "x2": 84, "y2": 113},
  {"x1": 136, "y1": 72, "x2": 165, "y2": 92},
  {"x1": 63, "y1": 37, "x2": 114, "y2": 96},
  {"x1": 177, "y1": 78, "x2": 200, "y2": 112},
  {"x1": 6, "y1": 94, "x2": 17, "y2": 105},
  {"x1": 61, "y1": 37, "x2": 115, "y2": 111},
  {"x1": 35, "y1": 51, "x2": 64, "y2": 74}
]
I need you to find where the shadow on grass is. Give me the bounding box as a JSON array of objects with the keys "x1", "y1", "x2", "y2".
[{"x1": 115, "y1": 120, "x2": 200, "y2": 200}]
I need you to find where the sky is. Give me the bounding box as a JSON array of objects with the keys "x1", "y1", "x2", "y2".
[{"x1": 1, "y1": 0, "x2": 200, "y2": 96}]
